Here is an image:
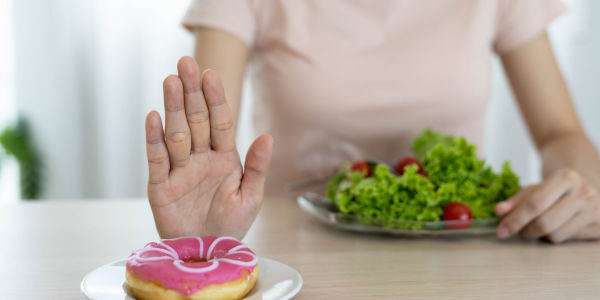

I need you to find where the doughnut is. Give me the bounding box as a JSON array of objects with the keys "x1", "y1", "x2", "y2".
[{"x1": 125, "y1": 236, "x2": 258, "y2": 300}]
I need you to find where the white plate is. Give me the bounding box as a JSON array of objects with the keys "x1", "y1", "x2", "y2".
[{"x1": 81, "y1": 257, "x2": 302, "y2": 300}]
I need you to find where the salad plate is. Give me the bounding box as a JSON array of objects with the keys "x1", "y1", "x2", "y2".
[
  {"x1": 298, "y1": 129, "x2": 520, "y2": 237},
  {"x1": 81, "y1": 257, "x2": 302, "y2": 300},
  {"x1": 298, "y1": 189, "x2": 500, "y2": 237}
]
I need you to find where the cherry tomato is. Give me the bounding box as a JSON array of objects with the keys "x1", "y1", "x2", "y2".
[
  {"x1": 349, "y1": 161, "x2": 372, "y2": 177},
  {"x1": 442, "y1": 202, "x2": 472, "y2": 229},
  {"x1": 395, "y1": 156, "x2": 426, "y2": 176}
]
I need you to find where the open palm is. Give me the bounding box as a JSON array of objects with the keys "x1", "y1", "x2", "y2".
[{"x1": 145, "y1": 56, "x2": 273, "y2": 240}]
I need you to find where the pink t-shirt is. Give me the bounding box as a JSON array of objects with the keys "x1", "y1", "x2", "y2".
[{"x1": 183, "y1": 0, "x2": 565, "y2": 195}]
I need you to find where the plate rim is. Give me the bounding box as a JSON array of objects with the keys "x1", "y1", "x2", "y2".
[
  {"x1": 80, "y1": 257, "x2": 302, "y2": 300},
  {"x1": 298, "y1": 192, "x2": 499, "y2": 236},
  {"x1": 80, "y1": 258, "x2": 123, "y2": 299},
  {"x1": 261, "y1": 257, "x2": 303, "y2": 300}
]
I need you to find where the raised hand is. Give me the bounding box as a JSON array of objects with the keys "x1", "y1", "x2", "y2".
[{"x1": 145, "y1": 56, "x2": 273, "y2": 240}]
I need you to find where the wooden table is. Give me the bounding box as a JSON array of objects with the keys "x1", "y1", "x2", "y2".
[{"x1": 1, "y1": 197, "x2": 600, "y2": 299}]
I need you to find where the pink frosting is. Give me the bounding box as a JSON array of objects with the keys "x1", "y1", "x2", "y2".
[{"x1": 126, "y1": 236, "x2": 258, "y2": 296}]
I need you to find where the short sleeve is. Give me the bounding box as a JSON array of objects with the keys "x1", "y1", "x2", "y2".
[
  {"x1": 182, "y1": 0, "x2": 258, "y2": 47},
  {"x1": 494, "y1": 0, "x2": 567, "y2": 54}
]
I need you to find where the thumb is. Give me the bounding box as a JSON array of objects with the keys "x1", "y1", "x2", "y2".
[
  {"x1": 494, "y1": 185, "x2": 535, "y2": 217},
  {"x1": 240, "y1": 133, "x2": 274, "y2": 204}
]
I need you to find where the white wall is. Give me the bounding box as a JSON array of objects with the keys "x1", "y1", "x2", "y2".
[
  {"x1": 559, "y1": 0, "x2": 600, "y2": 149},
  {"x1": 484, "y1": 57, "x2": 542, "y2": 187},
  {"x1": 6, "y1": 0, "x2": 600, "y2": 200},
  {"x1": 484, "y1": 0, "x2": 600, "y2": 186},
  {"x1": 12, "y1": 0, "x2": 196, "y2": 199},
  {"x1": 0, "y1": 0, "x2": 20, "y2": 203}
]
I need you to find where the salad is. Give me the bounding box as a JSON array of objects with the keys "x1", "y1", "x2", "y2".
[{"x1": 326, "y1": 129, "x2": 521, "y2": 229}]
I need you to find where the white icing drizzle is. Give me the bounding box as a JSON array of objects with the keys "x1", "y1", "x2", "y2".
[
  {"x1": 158, "y1": 236, "x2": 204, "y2": 259},
  {"x1": 196, "y1": 237, "x2": 204, "y2": 259},
  {"x1": 135, "y1": 247, "x2": 178, "y2": 262},
  {"x1": 206, "y1": 237, "x2": 239, "y2": 259},
  {"x1": 218, "y1": 257, "x2": 258, "y2": 267},
  {"x1": 134, "y1": 236, "x2": 257, "y2": 272},
  {"x1": 206, "y1": 237, "x2": 258, "y2": 267},
  {"x1": 173, "y1": 259, "x2": 219, "y2": 273},
  {"x1": 157, "y1": 240, "x2": 178, "y2": 258},
  {"x1": 218, "y1": 251, "x2": 258, "y2": 267},
  {"x1": 228, "y1": 243, "x2": 249, "y2": 253}
]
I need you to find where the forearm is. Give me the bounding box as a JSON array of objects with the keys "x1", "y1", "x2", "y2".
[
  {"x1": 539, "y1": 130, "x2": 600, "y2": 191},
  {"x1": 500, "y1": 33, "x2": 600, "y2": 189},
  {"x1": 193, "y1": 27, "x2": 249, "y2": 127}
]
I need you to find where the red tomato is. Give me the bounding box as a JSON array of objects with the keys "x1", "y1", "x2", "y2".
[
  {"x1": 349, "y1": 161, "x2": 372, "y2": 177},
  {"x1": 442, "y1": 202, "x2": 472, "y2": 229},
  {"x1": 395, "y1": 156, "x2": 426, "y2": 176}
]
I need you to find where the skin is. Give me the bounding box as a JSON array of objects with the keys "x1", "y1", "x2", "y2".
[
  {"x1": 496, "y1": 33, "x2": 600, "y2": 243},
  {"x1": 191, "y1": 28, "x2": 249, "y2": 129},
  {"x1": 145, "y1": 58, "x2": 272, "y2": 240},
  {"x1": 146, "y1": 28, "x2": 600, "y2": 243}
]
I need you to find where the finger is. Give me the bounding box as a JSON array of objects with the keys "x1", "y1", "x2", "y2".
[
  {"x1": 545, "y1": 211, "x2": 595, "y2": 243},
  {"x1": 240, "y1": 134, "x2": 274, "y2": 206},
  {"x1": 497, "y1": 173, "x2": 572, "y2": 238},
  {"x1": 202, "y1": 69, "x2": 236, "y2": 152},
  {"x1": 177, "y1": 57, "x2": 211, "y2": 154},
  {"x1": 572, "y1": 222, "x2": 600, "y2": 241},
  {"x1": 520, "y1": 191, "x2": 587, "y2": 239},
  {"x1": 571, "y1": 199, "x2": 600, "y2": 241},
  {"x1": 163, "y1": 75, "x2": 192, "y2": 168},
  {"x1": 145, "y1": 111, "x2": 170, "y2": 185},
  {"x1": 495, "y1": 185, "x2": 536, "y2": 216}
]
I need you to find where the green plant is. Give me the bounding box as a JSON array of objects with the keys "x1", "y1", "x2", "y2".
[{"x1": 0, "y1": 118, "x2": 42, "y2": 199}]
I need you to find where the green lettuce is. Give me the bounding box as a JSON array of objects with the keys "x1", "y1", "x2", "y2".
[
  {"x1": 327, "y1": 129, "x2": 521, "y2": 227},
  {"x1": 412, "y1": 129, "x2": 456, "y2": 162}
]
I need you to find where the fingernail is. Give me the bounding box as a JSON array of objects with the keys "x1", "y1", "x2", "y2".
[{"x1": 497, "y1": 226, "x2": 510, "y2": 238}]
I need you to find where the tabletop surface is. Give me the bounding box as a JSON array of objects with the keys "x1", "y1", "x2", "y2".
[{"x1": 1, "y1": 197, "x2": 600, "y2": 300}]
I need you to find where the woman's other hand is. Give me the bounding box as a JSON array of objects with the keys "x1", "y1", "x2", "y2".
[
  {"x1": 145, "y1": 56, "x2": 273, "y2": 240},
  {"x1": 495, "y1": 168, "x2": 600, "y2": 243},
  {"x1": 499, "y1": 32, "x2": 600, "y2": 243}
]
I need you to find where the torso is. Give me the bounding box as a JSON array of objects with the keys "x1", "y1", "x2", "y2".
[{"x1": 248, "y1": 0, "x2": 500, "y2": 194}]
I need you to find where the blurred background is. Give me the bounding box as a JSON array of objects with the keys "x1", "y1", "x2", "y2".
[{"x1": 0, "y1": 0, "x2": 599, "y2": 202}]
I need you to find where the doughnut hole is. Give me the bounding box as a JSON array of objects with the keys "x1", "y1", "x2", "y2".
[{"x1": 183, "y1": 259, "x2": 208, "y2": 263}]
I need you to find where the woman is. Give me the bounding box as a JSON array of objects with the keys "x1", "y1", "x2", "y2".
[{"x1": 144, "y1": 0, "x2": 600, "y2": 243}]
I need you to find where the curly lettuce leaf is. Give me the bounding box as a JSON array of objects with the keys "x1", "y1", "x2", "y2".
[
  {"x1": 333, "y1": 165, "x2": 443, "y2": 225},
  {"x1": 327, "y1": 129, "x2": 521, "y2": 227},
  {"x1": 412, "y1": 129, "x2": 456, "y2": 162},
  {"x1": 421, "y1": 133, "x2": 520, "y2": 219}
]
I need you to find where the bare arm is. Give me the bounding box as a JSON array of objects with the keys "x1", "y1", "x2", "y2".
[
  {"x1": 495, "y1": 32, "x2": 600, "y2": 243},
  {"x1": 502, "y1": 33, "x2": 600, "y2": 188},
  {"x1": 193, "y1": 27, "x2": 249, "y2": 127}
]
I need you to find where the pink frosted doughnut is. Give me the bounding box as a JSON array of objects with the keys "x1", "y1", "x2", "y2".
[{"x1": 125, "y1": 236, "x2": 258, "y2": 300}]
